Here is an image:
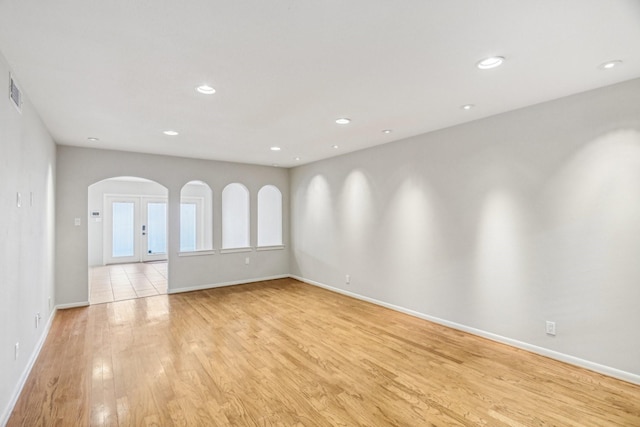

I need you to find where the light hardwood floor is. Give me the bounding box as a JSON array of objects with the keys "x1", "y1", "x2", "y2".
[{"x1": 8, "y1": 278, "x2": 640, "y2": 426}]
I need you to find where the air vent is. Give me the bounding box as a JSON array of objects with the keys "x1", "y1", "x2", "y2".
[{"x1": 9, "y1": 74, "x2": 22, "y2": 113}]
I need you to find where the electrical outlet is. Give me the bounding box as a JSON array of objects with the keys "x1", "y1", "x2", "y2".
[
  {"x1": 35, "y1": 314, "x2": 39, "y2": 329},
  {"x1": 245, "y1": 257, "x2": 250, "y2": 265},
  {"x1": 48, "y1": 297, "x2": 52, "y2": 310},
  {"x1": 546, "y1": 321, "x2": 556, "y2": 336},
  {"x1": 345, "y1": 274, "x2": 351, "y2": 285},
  {"x1": 15, "y1": 342, "x2": 19, "y2": 360}
]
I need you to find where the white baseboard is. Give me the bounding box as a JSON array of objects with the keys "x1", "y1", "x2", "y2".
[
  {"x1": 56, "y1": 301, "x2": 89, "y2": 310},
  {"x1": 1, "y1": 307, "x2": 57, "y2": 427},
  {"x1": 291, "y1": 275, "x2": 640, "y2": 386},
  {"x1": 169, "y1": 274, "x2": 290, "y2": 294}
]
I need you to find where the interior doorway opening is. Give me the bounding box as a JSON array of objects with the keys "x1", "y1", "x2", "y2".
[{"x1": 88, "y1": 176, "x2": 169, "y2": 305}]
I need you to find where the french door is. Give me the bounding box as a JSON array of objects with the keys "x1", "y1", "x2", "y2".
[{"x1": 104, "y1": 195, "x2": 167, "y2": 264}]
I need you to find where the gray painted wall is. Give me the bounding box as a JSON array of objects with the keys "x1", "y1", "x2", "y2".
[
  {"x1": 57, "y1": 146, "x2": 289, "y2": 305},
  {"x1": 0, "y1": 53, "x2": 56, "y2": 423},
  {"x1": 290, "y1": 78, "x2": 640, "y2": 379}
]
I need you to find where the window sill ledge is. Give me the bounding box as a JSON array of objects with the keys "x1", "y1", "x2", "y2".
[
  {"x1": 178, "y1": 250, "x2": 216, "y2": 257},
  {"x1": 220, "y1": 247, "x2": 253, "y2": 254},
  {"x1": 256, "y1": 245, "x2": 285, "y2": 251}
]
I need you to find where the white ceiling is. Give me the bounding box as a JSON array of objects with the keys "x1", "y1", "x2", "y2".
[{"x1": 1, "y1": 1, "x2": 639, "y2": 167}]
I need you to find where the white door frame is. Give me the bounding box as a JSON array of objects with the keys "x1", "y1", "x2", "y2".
[{"x1": 103, "y1": 194, "x2": 168, "y2": 265}]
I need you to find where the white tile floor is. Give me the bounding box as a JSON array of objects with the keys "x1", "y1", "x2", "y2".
[{"x1": 89, "y1": 262, "x2": 168, "y2": 305}]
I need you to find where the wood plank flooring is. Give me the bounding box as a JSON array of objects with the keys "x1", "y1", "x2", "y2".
[{"x1": 8, "y1": 278, "x2": 640, "y2": 426}]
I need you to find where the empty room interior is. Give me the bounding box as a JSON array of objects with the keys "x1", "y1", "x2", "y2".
[{"x1": 2, "y1": 1, "x2": 640, "y2": 425}]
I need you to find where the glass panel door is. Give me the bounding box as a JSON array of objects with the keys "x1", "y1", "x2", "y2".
[
  {"x1": 104, "y1": 196, "x2": 140, "y2": 264},
  {"x1": 104, "y1": 196, "x2": 168, "y2": 264},
  {"x1": 112, "y1": 202, "x2": 135, "y2": 257},
  {"x1": 143, "y1": 199, "x2": 167, "y2": 261}
]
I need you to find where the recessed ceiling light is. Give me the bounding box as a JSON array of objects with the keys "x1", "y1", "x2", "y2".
[
  {"x1": 335, "y1": 118, "x2": 351, "y2": 125},
  {"x1": 196, "y1": 84, "x2": 216, "y2": 94},
  {"x1": 270, "y1": 146, "x2": 281, "y2": 151},
  {"x1": 461, "y1": 104, "x2": 475, "y2": 110},
  {"x1": 599, "y1": 60, "x2": 622, "y2": 70},
  {"x1": 87, "y1": 137, "x2": 100, "y2": 142},
  {"x1": 382, "y1": 129, "x2": 393, "y2": 134},
  {"x1": 163, "y1": 130, "x2": 179, "y2": 136},
  {"x1": 272, "y1": 164, "x2": 280, "y2": 167},
  {"x1": 477, "y1": 56, "x2": 505, "y2": 69},
  {"x1": 332, "y1": 145, "x2": 339, "y2": 149},
  {"x1": 294, "y1": 156, "x2": 301, "y2": 161}
]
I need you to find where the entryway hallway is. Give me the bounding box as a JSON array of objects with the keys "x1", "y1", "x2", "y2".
[{"x1": 89, "y1": 262, "x2": 167, "y2": 304}]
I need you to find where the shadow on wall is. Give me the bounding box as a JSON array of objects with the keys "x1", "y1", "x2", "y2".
[
  {"x1": 543, "y1": 129, "x2": 640, "y2": 228},
  {"x1": 297, "y1": 173, "x2": 336, "y2": 268},
  {"x1": 537, "y1": 129, "x2": 640, "y2": 315},
  {"x1": 470, "y1": 128, "x2": 640, "y2": 349}
]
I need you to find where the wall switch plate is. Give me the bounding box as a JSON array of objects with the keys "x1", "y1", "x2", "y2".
[
  {"x1": 245, "y1": 257, "x2": 250, "y2": 265},
  {"x1": 345, "y1": 274, "x2": 351, "y2": 284},
  {"x1": 35, "y1": 314, "x2": 39, "y2": 328},
  {"x1": 15, "y1": 342, "x2": 19, "y2": 360},
  {"x1": 546, "y1": 321, "x2": 556, "y2": 336},
  {"x1": 74, "y1": 218, "x2": 81, "y2": 226},
  {"x1": 16, "y1": 192, "x2": 21, "y2": 208}
]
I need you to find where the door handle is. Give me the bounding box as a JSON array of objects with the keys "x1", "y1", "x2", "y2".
[{"x1": 142, "y1": 224, "x2": 146, "y2": 236}]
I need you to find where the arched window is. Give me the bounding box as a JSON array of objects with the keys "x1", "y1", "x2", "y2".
[
  {"x1": 222, "y1": 183, "x2": 250, "y2": 249},
  {"x1": 180, "y1": 180, "x2": 213, "y2": 252},
  {"x1": 257, "y1": 185, "x2": 283, "y2": 247}
]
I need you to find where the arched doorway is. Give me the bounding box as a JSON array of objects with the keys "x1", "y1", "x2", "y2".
[{"x1": 87, "y1": 176, "x2": 169, "y2": 304}]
